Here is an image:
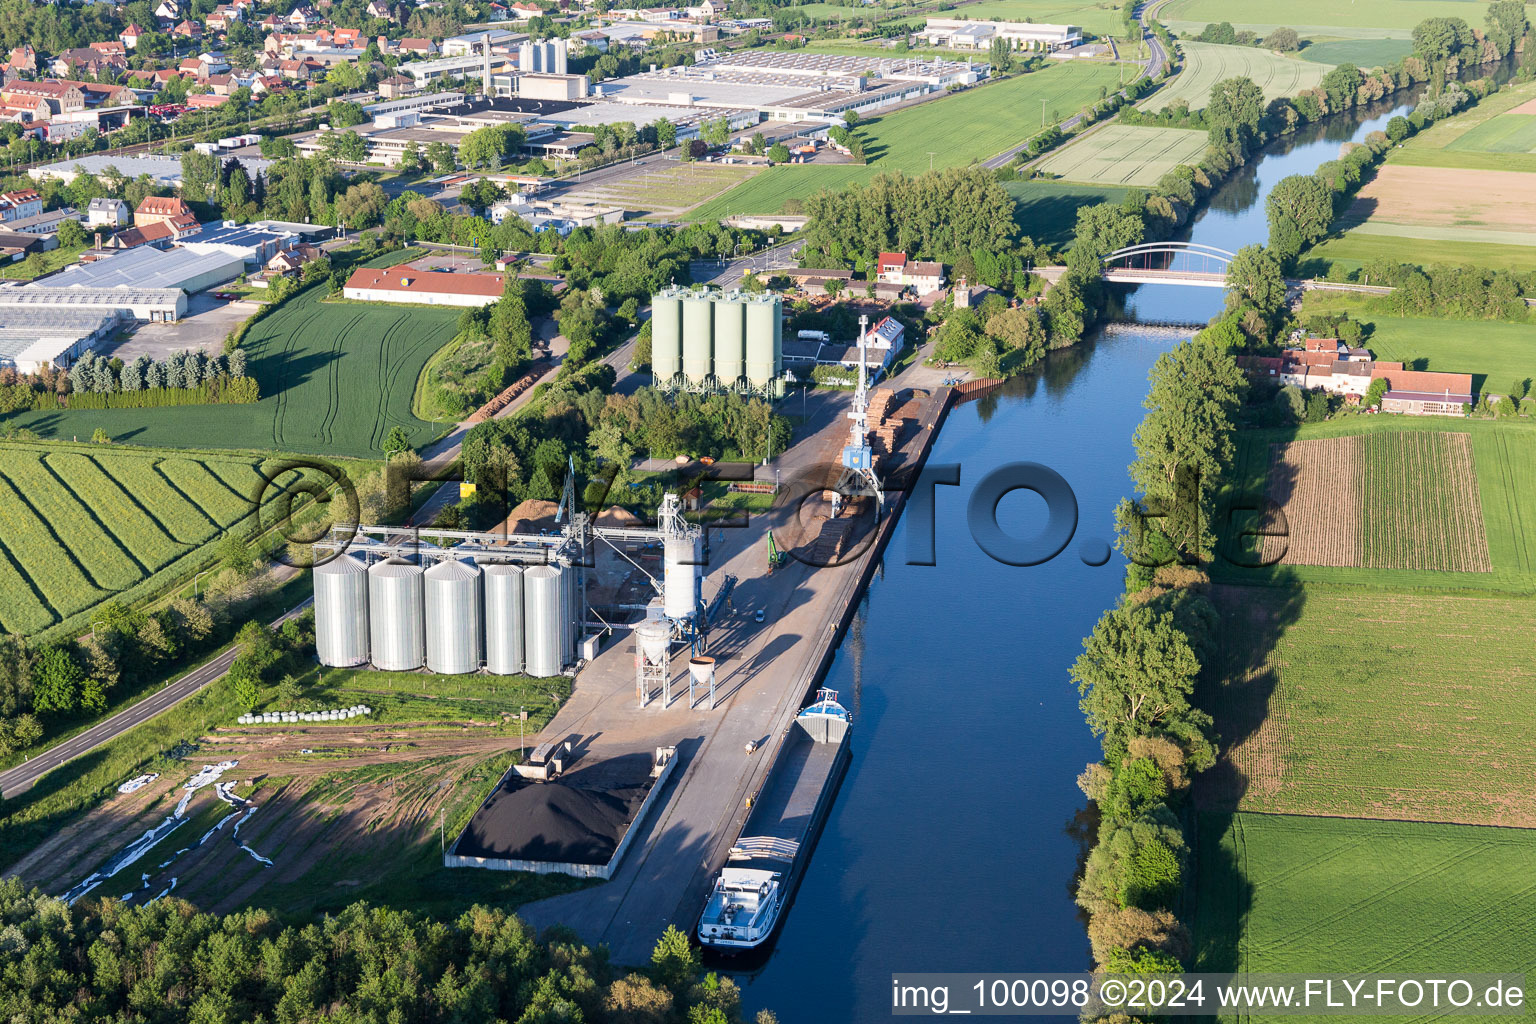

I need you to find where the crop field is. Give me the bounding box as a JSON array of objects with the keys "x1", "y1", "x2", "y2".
[
  {"x1": 1161, "y1": 0, "x2": 1493, "y2": 37},
  {"x1": 1257, "y1": 434, "x2": 1490, "y2": 573},
  {"x1": 1033, "y1": 124, "x2": 1209, "y2": 185},
  {"x1": 0, "y1": 252, "x2": 456, "y2": 459},
  {"x1": 1296, "y1": 37, "x2": 1413, "y2": 66},
  {"x1": 1296, "y1": 293, "x2": 1536, "y2": 392},
  {"x1": 689, "y1": 61, "x2": 1123, "y2": 218},
  {"x1": 1205, "y1": 584, "x2": 1536, "y2": 825},
  {"x1": 1389, "y1": 77, "x2": 1536, "y2": 172},
  {"x1": 1221, "y1": 420, "x2": 1536, "y2": 593},
  {"x1": 1303, "y1": 230, "x2": 1536, "y2": 274},
  {"x1": 0, "y1": 442, "x2": 315, "y2": 636},
  {"x1": 1007, "y1": 180, "x2": 1130, "y2": 246},
  {"x1": 940, "y1": 0, "x2": 1129, "y2": 34},
  {"x1": 1140, "y1": 42, "x2": 1330, "y2": 113},
  {"x1": 1193, "y1": 812, "x2": 1536, "y2": 979}
]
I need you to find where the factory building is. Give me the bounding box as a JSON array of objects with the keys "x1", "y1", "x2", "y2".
[
  {"x1": 0, "y1": 286, "x2": 186, "y2": 322},
  {"x1": 46, "y1": 244, "x2": 246, "y2": 296},
  {"x1": 0, "y1": 308, "x2": 117, "y2": 372},
  {"x1": 650, "y1": 285, "x2": 783, "y2": 397},
  {"x1": 519, "y1": 38, "x2": 567, "y2": 75},
  {"x1": 918, "y1": 18, "x2": 1083, "y2": 51},
  {"x1": 342, "y1": 266, "x2": 507, "y2": 306},
  {"x1": 28, "y1": 152, "x2": 272, "y2": 188}
]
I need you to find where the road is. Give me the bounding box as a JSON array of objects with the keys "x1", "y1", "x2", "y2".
[
  {"x1": 0, "y1": 592, "x2": 313, "y2": 800},
  {"x1": 981, "y1": 0, "x2": 1172, "y2": 170},
  {"x1": 688, "y1": 239, "x2": 802, "y2": 289}
]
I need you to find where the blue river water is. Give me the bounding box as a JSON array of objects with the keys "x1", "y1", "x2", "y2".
[{"x1": 739, "y1": 95, "x2": 1420, "y2": 1022}]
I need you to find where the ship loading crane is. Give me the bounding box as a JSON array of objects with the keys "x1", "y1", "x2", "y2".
[{"x1": 833, "y1": 314, "x2": 884, "y2": 519}]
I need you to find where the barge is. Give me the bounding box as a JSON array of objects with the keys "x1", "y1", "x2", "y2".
[{"x1": 697, "y1": 688, "x2": 851, "y2": 950}]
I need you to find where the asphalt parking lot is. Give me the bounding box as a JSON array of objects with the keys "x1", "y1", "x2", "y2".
[{"x1": 107, "y1": 292, "x2": 260, "y2": 361}]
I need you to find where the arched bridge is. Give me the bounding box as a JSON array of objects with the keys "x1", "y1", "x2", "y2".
[{"x1": 1101, "y1": 242, "x2": 1236, "y2": 287}]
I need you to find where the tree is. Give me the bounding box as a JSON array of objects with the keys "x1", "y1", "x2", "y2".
[
  {"x1": 426, "y1": 140, "x2": 456, "y2": 174},
  {"x1": 233, "y1": 674, "x2": 259, "y2": 712},
  {"x1": 459, "y1": 123, "x2": 523, "y2": 170},
  {"x1": 56, "y1": 217, "x2": 86, "y2": 248},
  {"x1": 1363, "y1": 376, "x2": 1388, "y2": 409},
  {"x1": 1205, "y1": 76, "x2": 1265, "y2": 155},
  {"x1": 1222, "y1": 244, "x2": 1285, "y2": 318},
  {"x1": 1265, "y1": 173, "x2": 1334, "y2": 265},
  {"x1": 651, "y1": 925, "x2": 700, "y2": 993},
  {"x1": 766, "y1": 142, "x2": 789, "y2": 164},
  {"x1": 1128, "y1": 339, "x2": 1246, "y2": 559},
  {"x1": 91, "y1": 427, "x2": 111, "y2": 444},
  {"x1": 1262, "y1": 26, "x2": 1299, "y2": 51},
  {"x1": 334, "y1": 181, "x2": 387, "y2": 228},
  {"x1": 326, "y1": 100, "x2": 367, "y2": 127},
  {"x1": 31, "y1": 646, "x2": 84, "y2": 716},
  {"x1": 1411, "y1": 16, "x2": 1473, "y2": 63},
  {"x1": 383, "y1": 424, "x2": 413, "y2": 458},
  {"x1": 1073, "y1": 604, "x2": 1208, "y2": 763}
]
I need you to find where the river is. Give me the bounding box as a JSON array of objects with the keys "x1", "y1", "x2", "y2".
[{"x1": 738, "y1": 95, "x2": 1423, "y2": 1021}]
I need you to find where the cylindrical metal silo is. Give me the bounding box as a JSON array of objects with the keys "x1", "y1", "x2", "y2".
[
  {"x1": 652, "y1": 289, "x2": 682, "y2": 381},
  {"x1": 482, "y1": 563, "x2": 525, "y2": 675},
  {"x1": 523, "y1": 565, "x2": 564, "y2": 677},
  {"x1": 561, "y1": 563, "x2": 579, "y2": 666},
  {"x1": 663, "y1": 533, "x2": 702, "y2": 620},
  {"x1": 368, "y1": 558, "x2": 424, "y2": 671},
  {"x1": 314, "y1": 552, "x2": 369, "y2": 667},
  {"x1": 425, "y1": 558, "x2": 482, "y2": 674},
  {"x1": 712, "y1": 294, "x2": 745, "y2": 386},
  {"x1": 682, "y1": 291, "x2": 713, "y2": 384},
  {"x1": 745, "y1": 295, "x2": 779, "y2": 389}
]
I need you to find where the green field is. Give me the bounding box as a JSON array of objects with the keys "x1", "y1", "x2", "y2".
[
  {"x1": 1194, "y1": 812, "x2": 1536, "y2": 985},
  {"x1": 0, "y1": 441, "x2": 323, "y2": 636},
  {"x1": 1006, "y1": 180, "x2": 1130, "y2": 245},
  {"x1": 689, "y1": 61, "x2": 1124, "y2": 219},
  {"x1": 1303, "y1": 231, "x2": 1536, "y2": 275},
  {"x1": 1206, "y1": 582, "x2": 1536, "y2": 824},
  {"x1": 1162, "y1": 0, "x2": 1493, "y2": 37},
  {"x1": 1297, "y1": 293, "x2": 1536, "y2": 393},
  {"x1": 1033, "y1": 124, "x2": 1209, "y2": 185},
  {"x1": 1221, "y1": 419, "x2": 1536, "y2": 593},
  {"x1": 1296, "y1": 37, "x2": 1414, "y2": 65},
  {"x1": 1377, "y1": 77, "x2": 1536, "y2": 173},
  {"x1": 1141, "y1": 41, "x2": 1330, "y2": 113},
  {"x1": 939, "y1": 0, "x2": 1130, "y2": 35},
  {"x1": 0, "y1": 252, "x2": 457, "y2": 459}
]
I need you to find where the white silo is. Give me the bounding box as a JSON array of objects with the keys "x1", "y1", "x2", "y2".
[
  {"x1": 368, "y1": 559, "x2": 425, "y2": 671},
  {"x1": 313, "y1": 552, "x2": 369, "y2": 667},
  {"x1": 651, "y1": 288, "x2": 683, "y2": 381},
  {"x1": 745, "y1": 293, "x2": 782, "y2": 389},
  {"x1": 682, "y1": 291, "x2": 713, "y2": 384},
  {"x1": 425, "y1": 558, "x2": 483, "y2": 674},
  {"x1": 482, "y1": 563, "x2": 525, "y2": 675},
  {"x1": 663, "y1": 532, "x2": 703, "y2": 620},
  {"x1": 713, "y1": 293, "x2": 745, "y2": 386},
  {"x1": 523, "y1": 565, "x2": 564, "y2": 677}
]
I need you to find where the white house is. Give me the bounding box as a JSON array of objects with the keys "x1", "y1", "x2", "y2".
[{"x1": 87, "y1": 197, "x2": 130, "y2": 227}]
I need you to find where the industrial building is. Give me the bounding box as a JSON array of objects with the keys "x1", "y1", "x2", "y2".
[
  {"x1": 46, "y1": 244, "x2": 246, "y2": 296},
  {"x1": 918, "y1": 17, "x2": 1083, "y2": 51},
  {"x1": 28, "y1": 152, "x2": 272, "y2": 188},
  {"x1": 0, "y1": 307, "x2": 116, "y2": 372},
  {"x1": 651, "y1": 285, "x2": 783, "y2": 397},
  {"x1": 0, "y1": 285, "x2": 185, "y2": 322},
  {"x1": 342, "y1": 266, "x2": 506, "y2": 306}
]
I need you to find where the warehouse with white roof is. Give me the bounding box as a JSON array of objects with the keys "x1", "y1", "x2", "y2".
[{"x1": 0, "y1": 307, "x2": 117, "y2": 373}]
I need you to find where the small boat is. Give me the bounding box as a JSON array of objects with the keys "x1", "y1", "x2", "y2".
[{"x1": 698, "y1": 689, "x2": 851, "y2": 951}]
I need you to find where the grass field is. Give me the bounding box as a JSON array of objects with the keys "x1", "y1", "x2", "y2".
[
  {"x1": 1193, "y1": 812, "x2": 1536, "y2": 983},
  {"x1": 0, "y1": 251, "x2": 456, "y2": 459},
  {"x1": 1205, "y1": 584, "x2": 1536, "y2": 825},
  {"x1": 1297, "y1": 293, "x2": 1536, "y2": 393},
  {"x1": 1391, "y1": 78, "x2": 1536, "y2": 173},
  {"x1": 1220, "y1": 419, "x2": 1536, "y2": 593},
  {"x1": 565, "y1": 161, "x2": 759, "y2": 217},
  {"x1": 688, "y1": 61, "x2": 1124, "y2": 219},
  {"x1": 1141, "y1": 41, "x2": 1330, "y2": 113},
  {"x1": 939, "y1": 0, "x2": 1130, "y2": 34},
  {"x1": 1033, "y1": 124, "x2": 1209, "y2": 185},
  {"x1": 1296, "y1": 37, "x2": 1413, "y2": 66},
  {"x1": 1007, "y1": 180, "x2": 1130, "y2": 246},
  {"x1": 1162, "y1": 0, "x2": 1493, "y2": 36},
  {"x1": 1303, "y1": 230, "x2": 1536, "y2": 274},
  {"x1": 0, "y1": 441, "x2": 322, "y2": 635}
]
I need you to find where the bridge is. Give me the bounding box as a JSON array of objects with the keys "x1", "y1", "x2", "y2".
[{"x1": 1101, "y1": 242, "x2": 1234, "y2": 287}]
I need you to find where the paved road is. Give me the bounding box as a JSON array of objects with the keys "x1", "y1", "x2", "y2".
[
  {"x1": 0, "y1": 594, "x2": 312, "y2": 800},
  {"x1": 689, "y1": 239, "x2": 802, "y2": 289}
]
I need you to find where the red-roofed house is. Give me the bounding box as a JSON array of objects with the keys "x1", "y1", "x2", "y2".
[
  {"x1": 397, "y1": 36, "x2": 436, "y2": 55},
  {"x1": 135, "y1": 195, "x2": 199, "y2": 234},
  {"x1": 876, "y1": 251, "x2": 905, "y2": 283},
  {"x1": 1236, "y1": 337, "x2": 1474, "y2": 416},
  {"x1": 121, "y1": 24, "x2": 145, "y2": 49},
  {"x1": 173, "y1": 19, "x2": 203, "y2": 38},
  {"x1": 342, "y1": 266, "x2": 506, "y2": 306}
]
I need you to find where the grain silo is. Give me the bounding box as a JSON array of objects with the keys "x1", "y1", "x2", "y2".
[
  {"x1": 663, "y1": 532, "x2": 703, "y2": 620},
  {"x1": 368, "y1": 558, "x2": 425, "y2": 671},
  {"x1": 745, "y1": 293, "x2": 782, "y2": 390},
  {"x1": 314, "y1": 552, "x2": 369, "y2": 667},
  {"x1": 482, "y1": 563, "x2": 525, "y2": 675},
  {"x1": 523, "y1": 565, "x2": 564, "y2": 678},
  {"x1": 561, "y1": 563, "x2": 579, "y2": 666},
  {"x1": 682, "y1": 290, "x2": 713, "y2": 383},
  {"x1": 651, "y1": 287, "x2": 683, "y2": 381},
  {"x1": 712, "y1": 293, "x2": 746, "y2": 386},
  {"x1": 425, "y1": 558, "x2": 483, "y2": 675}
]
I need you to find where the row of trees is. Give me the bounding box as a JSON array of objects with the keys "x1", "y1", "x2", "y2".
[
  {"x1": 0, "y1": 881, "x2": 776, "y2": 1024},
  {"x1": 0, "y1": 350, "x2": 258, "y2": 414},
  {"x1": 1069, "y1": 338, "x2": 1247, "y2": 984}
]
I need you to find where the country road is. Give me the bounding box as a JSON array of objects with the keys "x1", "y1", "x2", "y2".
[{"x1": 0, "y1": 595, "x2": 313, "y2": 800}]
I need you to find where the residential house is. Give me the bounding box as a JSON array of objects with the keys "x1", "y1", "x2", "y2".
[
  {"x1": 6, "y1": 45, "x2": 34, "y2": 74},
  {"x1": 121, "y1": 24, "x2": 145, "y2": 49},
  {"x1": 206, "y1": 9, "x2": 235, "y2": 31},
  {"x1": 1, "y1": 81, "x2": 85, "y2": 115},
  {"x1": 397, "y1": 37, "x2": 436, "y2": 55},
  {"x1": 572, "y1": 28, "x2": 609, "y2": 51},
  {"x1": 334, "y1": 27, "x2": 362, "y2": 45},
  {"x1": 904, "y1": 260, "x2": 944, "y2": 293},
  {"x1": 172, "y1": 19, "x2": 204, "y2": 39},
  {"x1": 52, "y1": 47, "x2": 128, "y2": 78},
  {"x1": 87, "y1": 196, "x2": 129, "y2": 227},
  {"x1": 155, "y1": 0, "x2": 181, "y2": 21},
  {"x1": 0, "y1": 189, "x2": 43, "y2": 221},
  {"x1": 366, "y1": 0, "x2": 394, "y2": 18},
  {"x1": 252, "y1": 242, "x2": 322, "y2": 285},
  {"x1": 186, "y1": 92, "x2": 231, "y2": 108},
  {"x1": 89, "y1": 40, "x2": 128, "y2": 60},
  {"x1": 0, "y1": 95, "x2": 48, "y2": 121},
  {"x1": 8, "y1": 205, "x2": 80, "y2": 236},
  {"x1": 875, "y1": 251, "x2": 905, "y2": 283},
  {"x1": 135, "y1": 195, "x2": 199, "y2": 231},
  {"x1": 1236, "y1": 340, "x2": 1475, "y2": 416},
  {"x1": 287, "y1": 6, "x2": 321, "y2": 27},
  {"x1": 509, "y1": 2, "x2": 543, "y2": 17},
  {"x1": 377, "y1": 74, "x2": 416, "y2": 98},
  {"x1": 278, "y1": 57, "x2": 326, "y2": 79}
]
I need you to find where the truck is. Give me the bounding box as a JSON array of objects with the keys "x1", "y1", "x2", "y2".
[{"x1": 797, "y1": 329, "x2": 829, "y2": 342}]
